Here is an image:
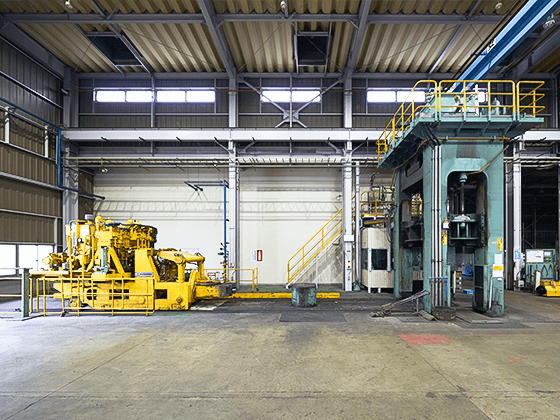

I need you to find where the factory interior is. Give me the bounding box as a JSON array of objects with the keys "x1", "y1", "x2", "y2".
[{"x1": 2, "y1": 1, "x2": 560, "y2": 418}]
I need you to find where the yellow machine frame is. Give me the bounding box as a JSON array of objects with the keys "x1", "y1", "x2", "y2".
[{"x1": 31, "y1": 214, "x2": 231, "y2": 312}]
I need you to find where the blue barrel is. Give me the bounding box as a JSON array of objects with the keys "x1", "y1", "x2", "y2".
[{"x1": 291, "y1": 283, "x2": 317, "y2": 307}]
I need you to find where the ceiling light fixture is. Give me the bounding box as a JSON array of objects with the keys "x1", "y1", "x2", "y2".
[
  {"x1": 280, "y1": 0, "x2": 286, "y2": 12},
  {"x1": 64, "y1": 0, "x2": 73, "y2": 9},
  {"x1": 101, "y1": 167, "x2": 108, "y2": 173},
  {"x1": 495, "y1": 2, "x2": 502, "y2": 10}
]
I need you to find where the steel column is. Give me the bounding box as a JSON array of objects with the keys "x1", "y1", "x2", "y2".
[
  {"x1": 343, "y1": 141, "x2": 353, "y2": 291},
  {"x1": 4, "y1": 109, "x2": 9, "y2": 143},
  {"x1": 355, "y1": 162, "x2": 360, "y2": 287},
  {"x1": 62, "y1": 144, "x2": 79, "y2": 227},
  {"x1": 20, "y1": 268, "x2": 30, "y2": 318},
  {"x1": 229, "y1": 78, "x2": 238, "y2": 128},
  {"x1": 343, "y1": 78, "x2": 352, "y2": 129},
  {"x1": 63, "y1": 67, "x2": 79, "y2": 128},
  {"x1": 228, "y1": 141, "x2": 239, "y2": 287},
  {"x1": 513, "y1": 141, "x2": 523, "y2": 289}
]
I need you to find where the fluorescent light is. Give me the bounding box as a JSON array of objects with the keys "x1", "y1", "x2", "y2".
[
  {"x1": 396, "y1": 91, "x2": 425, "y2": 103},
  {"x1": 126, "y1": 91, "x2": 153, "y2": 102},
  {"x1": 186, "y1": 90, "x2": 216, "y2": 103},
  {"x1": 292, "y1": 90, "x2": 321, "y2": 103},
  {"x1": 262, "y1": 89, "x2": 291, "y2": 103},
  {"x1": 367, "y1": 90, "x2": 396, "y2": 103},
  {"x1": 96, "y1": 90, "x2": 125, "y2": 102},
  {"x1": 157, "y1": 90, "x2": 186, "y2": 103}
]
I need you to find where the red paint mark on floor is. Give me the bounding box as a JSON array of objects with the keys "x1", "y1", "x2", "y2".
[
  {"x1": 509, "y1": 358, "x2": 522, "y2": 362},
  {"x1": 399, "y1": 334, "x2": 454, "y2": 349}
]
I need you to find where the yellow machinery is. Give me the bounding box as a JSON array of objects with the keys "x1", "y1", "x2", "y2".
[
  {"x1": 536, "y1": 280, "x2": 560, "y2": 297},
  {"x1": 32, "y1": 214, "x2": 232, "y2": 312}
]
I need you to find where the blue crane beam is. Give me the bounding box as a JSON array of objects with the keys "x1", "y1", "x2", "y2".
[{"x1": 458, "y1": 0, "x2": 560, "y2": 82}]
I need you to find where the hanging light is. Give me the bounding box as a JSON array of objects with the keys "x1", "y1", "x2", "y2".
[
  {"x1": 495, "y1": 2, "x2": 503, "y2": 10},
  {"x1": 64, "y1": 0, "x2": 73, "y2": 9}
]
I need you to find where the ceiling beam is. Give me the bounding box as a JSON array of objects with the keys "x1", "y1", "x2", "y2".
[
  {"x1": 63, "y1": 128, "x2": 383, "y2": 142},
  {"x1": 76, "y1": 71, "x2": 554, "y2": 81},
  {"x1": 428, "y1": 0, "x2": 483, "y2": 74},
  {"x1": 4, "y1": 13, "x2": 503, "y2": 25},
  {"x1": 343, "y1": 0, "x2": 372, "y2": 80},
  {"x1": 197, "y1": 0, "x2": 237, "y2": 79}
]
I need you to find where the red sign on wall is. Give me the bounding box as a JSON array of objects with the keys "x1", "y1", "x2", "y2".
[{"x1": 257, "y1": 250, "x2": 262, "y2": 262}]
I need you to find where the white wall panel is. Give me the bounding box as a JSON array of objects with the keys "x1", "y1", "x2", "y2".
[
  {"x1": 239, "y1": 168, "x2": 342, "y2": 285},
  {"x1": 93, "y1": 167, "x2": 366, "y2": 285},
  {"x1": 94, "y1": 170, "x2": 228, "y2": 269}
]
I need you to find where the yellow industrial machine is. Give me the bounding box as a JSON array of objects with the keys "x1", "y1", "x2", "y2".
[
  {"x1": 32, "y1": 214, "x2": 232, "y2": 312},
  {"x1": 536, "y1": 280, "x2": 560, "y2": 297}
]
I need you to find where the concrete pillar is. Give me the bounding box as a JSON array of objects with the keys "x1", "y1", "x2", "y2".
[
  {"x1": 355, "y1": 162, "x2": 361, "y2": 287},
  {"x1": 513, "y1": 141, "x2": 522, "y2": 289},
  {"x1": 343, "y1": 141, "x2": 353, "y2": 291},
  {"x1": 229, "y1": 78, "x2": 238, "y2": 129}
]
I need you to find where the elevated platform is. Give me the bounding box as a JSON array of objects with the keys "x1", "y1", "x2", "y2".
[
  {"x1": 377, "y1": 80, "x2": 546, "y2": 169},
  {"x1": 380, "y1": 112, "x2": 543, "y2": 169}
]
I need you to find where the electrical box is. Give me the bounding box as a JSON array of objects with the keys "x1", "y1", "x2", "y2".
[
  {"x1": 524, "y1": 249, "x2": 556, "y2": 290},
  {"x1": 361, "y1": 227, "x2": 394, "y2": 292}
]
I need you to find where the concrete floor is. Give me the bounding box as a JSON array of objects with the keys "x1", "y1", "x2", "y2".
[{"x1": 2, "y1": 290, "x2": 560, "y2": 419}]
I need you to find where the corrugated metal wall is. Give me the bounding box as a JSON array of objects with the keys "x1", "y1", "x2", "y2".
[{"x1": 0, "y1": 38, "x2": 62, "y2": 245}]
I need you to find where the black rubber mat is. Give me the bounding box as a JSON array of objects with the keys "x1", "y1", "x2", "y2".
[{"x1": 279, "y1": 311, "x2": 347, "y2": 322}]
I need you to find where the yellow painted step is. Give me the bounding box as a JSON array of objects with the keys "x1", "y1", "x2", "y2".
[{"x1": 227, "y1": 292, "x2": 340, "y2": 299}]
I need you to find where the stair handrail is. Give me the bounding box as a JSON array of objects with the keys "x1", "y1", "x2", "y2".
[{"x1": 287, "y1": 208, "x2": 342, "y2": 284}]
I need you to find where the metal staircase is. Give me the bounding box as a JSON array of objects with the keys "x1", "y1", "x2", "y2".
[{"x1": 286, "y1": 208, "x2": 343, "y2": 288}]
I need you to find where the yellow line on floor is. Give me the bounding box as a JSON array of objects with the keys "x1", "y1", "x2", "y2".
[{"x1": 228, "y1": 292, "x2": 340, "y2": 299}]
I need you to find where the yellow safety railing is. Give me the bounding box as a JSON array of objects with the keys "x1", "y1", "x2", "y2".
[
  {"x1": 438, "y1": 80, "x2": 516, "y2": 117},
  {"x1": 360, "y1": 189, "x2": 394, "y2": 218},
  {"x1": 376, "y1": 79, "x2": 545, "y2": 159},
  {"x1": 0, "y1": 275, "x2": 26, "y2": 316},
  {"x1": 287, "y1": 208, "x2": 343, "y2": 284},
  {"x1": 517, "y1": 81, "x2": 545, "y2": 117},
  {"x1": 34, "y1": 276, "x2": 154, "y2": 316},
  {"x1": 377, "y1": 80, "x2": 438, "y2": 160},
  {"x1": 1, "y1": 274, "x2": 155, "y2": 317},
  {"x1": 206, "y1": 268, "x2": 259, "y2": 292}
]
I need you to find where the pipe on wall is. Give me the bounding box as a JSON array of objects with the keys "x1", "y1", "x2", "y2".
[{"x1": 0, "y1": 95, "x2": 104, "y2": 200}]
